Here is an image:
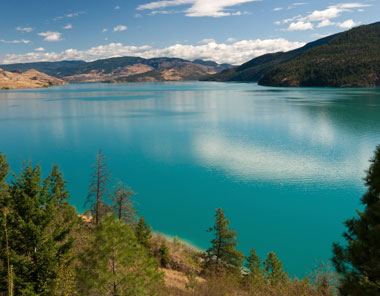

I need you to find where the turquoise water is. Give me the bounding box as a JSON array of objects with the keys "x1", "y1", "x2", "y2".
[{"x1": 1, "y1": 82, "x2": 380, "y2": 277}]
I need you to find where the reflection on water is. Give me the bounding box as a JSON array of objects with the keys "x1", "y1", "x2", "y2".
[{"x1": 1, "y1": 82, "x2": 380, "y2": 276}]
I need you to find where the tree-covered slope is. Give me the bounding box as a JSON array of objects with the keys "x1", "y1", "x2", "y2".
[
  {"x1": 201, "y1": 34, "x2": 337, "y2": 82},
  {"x1": 259, "y1": 22, "x2": 380, "y2": 87}
]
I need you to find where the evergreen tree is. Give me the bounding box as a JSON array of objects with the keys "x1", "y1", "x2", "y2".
[
  {"x1": 76, "y1": 214, "x2": 163, "y2": 296},
  {"x1": 246, "y1": 248, "x2": 264, "y2": 283},
  {"x1": 158, "y1": 242, "x2": 170, "y2": 268},
  {"x1": 205, "y1": 208, "x2": 244, "y2": 274},
  {"x1": 111, "y1": 182, "x2": 136, "y2": 225},
  {"x1": 135, "y1": 216, "x2": 152, "y2": 249},
  {"x1": 264, "y1": 252, "x2": 287, "y2": 285},
  {"x1": 332, "y1": 145, "x2": 380, "y2": 295},
  {"x1": 0, "y1": 154, "x2": 12, "y2": 296},
  {"x1": 0, "y1": 162, "x2": 77, "y2": 295},
  {"x1": 0, "y1": 153, "x2": 9, "y2": 206},
  {"x1": 87, "y1": 149, "x2": 111, "y2": 225}
]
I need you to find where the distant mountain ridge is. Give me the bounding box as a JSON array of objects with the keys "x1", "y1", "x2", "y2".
[
  {"x1": 0, "y1": 57, "x2": 233, "y2": 83},
  {"x1": 204, "y1": 21, "x2": 380, "y2": 87}
]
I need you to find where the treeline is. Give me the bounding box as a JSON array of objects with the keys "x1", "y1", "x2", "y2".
[{"x1": 1, "y1": 145, "x2": 380, "y2": 295}]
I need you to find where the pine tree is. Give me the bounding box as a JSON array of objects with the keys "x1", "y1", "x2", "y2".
[
  {"x1": 0, "y1": 162, "x2": 77, "y2": 295},
  {"x1": 158, "y1": 242, "x2": 170, "y2": 268},
  {"x1": 246, "y1": 248, "x2": 264, "y2": 283},
  {"x1": 332, "y1": 145, "x2": 380, "y2": 295},
  {"x1": 76, "y1": 214, "x2": 163, "y2": 296},
  {"x1": 87, "y1": 149, "x2": 111, "y2": 225},
  {"x1": 111, "y1": 182, "x2": 136, "y2": 225},
  {"x1": 135, "y1": 216, "x2": 152, "y2": 249},
  {"x1": 263, "y1": 252, "x2": 287, "y2": 285},
  {"x1": 205, "y1": 208, "x2": 244, "y2": 274}
]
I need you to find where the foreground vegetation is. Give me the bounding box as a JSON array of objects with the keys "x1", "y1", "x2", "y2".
[{"x1": 1, "y1": 145, "x2": 380, "y2": 295}]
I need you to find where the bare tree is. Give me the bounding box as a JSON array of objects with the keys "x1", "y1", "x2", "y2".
[
  {"x1": 86, "y1": 149, "x2": 111, "y2": 225},
  {"x1": 111, "y1": 182, "x2": 136, "y2": 225}
]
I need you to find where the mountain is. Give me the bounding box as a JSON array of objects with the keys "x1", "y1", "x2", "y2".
[
  {"x1": 0, "y1": 61, "x2": 85, "y2": 77},
  {"x1": 114, "y1": 64, "x2": 211, "y2": 82},
  {"x1": 0, "y1": 68, "x2": 67, "y2": 90},
  {"x1": 1, "y1": 57, "x2": 232, "y2": 83},
  {"x1": 259, "y1": 22, "x2": 380, "y2": 87},
  {"x1": 204, "y1": 22, "x2": 380, "y2": 88},
  {"x1": 202, "y1": 34, "x2": 338, "y2": 82}
]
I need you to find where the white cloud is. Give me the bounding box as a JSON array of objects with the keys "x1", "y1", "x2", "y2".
[
  {"x1": 281, "y1": 3, "x2": 369, "y2": 32},
  {"x1": 337, "y1": 19, "x2": 359, "y2": 29},
  {"x1": 226, "y1": 37, "x2": 236, "y2": 42},
  {"x1": 135, "y1": 13, "x2": 143, "y2": 18},
  {"x1": 16, "y1": 26, "x2": 33, "y2": 33},
  {"x1": 286, "y1": 21, "x2": 313, "y2": 31},
  {"x1": 137, "y1": 0, "x2": 259, "y2": 17},
  {"x1": 317, "y1": 19, "x2": 334, "y2": 28},
  {"x1": 38, "y1": 31, "x2": 63, "y2": 42},
  {"x1": 113, "y1": 25, "x2": 128, "y2": 32},
  {"x1": 53, "y1": 11, "x2": 86, "y2": 21},
  {"x1": 199, "y1": 38, "x2": 216, "y2": 44},
  {"x1": 0, "y1": 39, "x2": 30, "y2": 44},
  {"x1": 0, "y1": 39, "x2": 305, "y2": 65},
  {"x1": 274, "y1": 7, "x2": 283, "y2": 11},
  {"x1": 64, "y1": 24, "x2": 73, "y2": 29},
  {"x1": 102, "y1": 28, "x2": 108, "y2": 33},
  {"x1": 35, "y1": 47, "x2": 45, "y2": 52},
  {"x1": 115, "y1": 5, "x2": 120, "y2": 10}
]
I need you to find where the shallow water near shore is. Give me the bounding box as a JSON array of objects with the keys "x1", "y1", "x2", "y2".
[{"x1": 1, "y1": 82, "x2": 380, "y2": 277}]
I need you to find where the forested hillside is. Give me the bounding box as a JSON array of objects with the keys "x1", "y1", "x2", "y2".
[{"x1": 259, "y1": 22, "x2": 380, "y2": 87}]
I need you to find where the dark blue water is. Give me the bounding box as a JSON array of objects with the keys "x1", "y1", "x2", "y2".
[{"x1": 1, "y1": 82, "x2": 379, "y2": 277}]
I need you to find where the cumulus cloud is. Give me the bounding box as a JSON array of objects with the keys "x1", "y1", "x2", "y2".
[
  {"x1": 282, "y1": 2, "x2": 369, "y2": 31},
  {"x1": 274, "y1": 7, "x2": 283, "y2": 11},
  {"x1": 0, "y1": 39, "x2": 30, "y2": 44},
  {"x1": 199, "y1": 38, "x2": 216, "y2": 44},
  {"x1": 16, "y1": 26, "x2": 33, "y2": 32},
  {"x1": 0, "y1": 39, "x2": 305, "y2": 65},
  {"x1": 137, "y1": 0, "x2": 259, "y2": 17},
  {"x1": 337, "y1": 19, "x2": 359, "y2": 29},
  {"x1": 286, "y1": 21, "x2": 313, "y2": 31},
  {"x1": 35, "y1": 47, "x2": 45, "y2": 52},
  {"x1": 38, "y1": 31, "x2": 63, "y2": 42},
  {"x1": 64, "y1": 24, "x2": 73, "y2": 29},
  {"x1": 113, "y1": 25, "x2": 128, "y2": 32},
  {"x1": 115, "y1": 5, "x2": 121, "y2": 10}
]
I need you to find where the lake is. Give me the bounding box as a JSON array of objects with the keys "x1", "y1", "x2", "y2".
[{"x1": 1, "y1": 82, "x2": 379, "y2": 277}]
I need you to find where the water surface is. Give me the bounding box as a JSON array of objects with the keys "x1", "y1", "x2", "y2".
[{"x1": 1, "y1": 82, "x2": 380, "y2": 277}]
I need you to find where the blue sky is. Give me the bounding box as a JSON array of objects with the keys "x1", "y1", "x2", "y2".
[{"x1": 0, "y1": 0, "x2": 378, "y2": 65}]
